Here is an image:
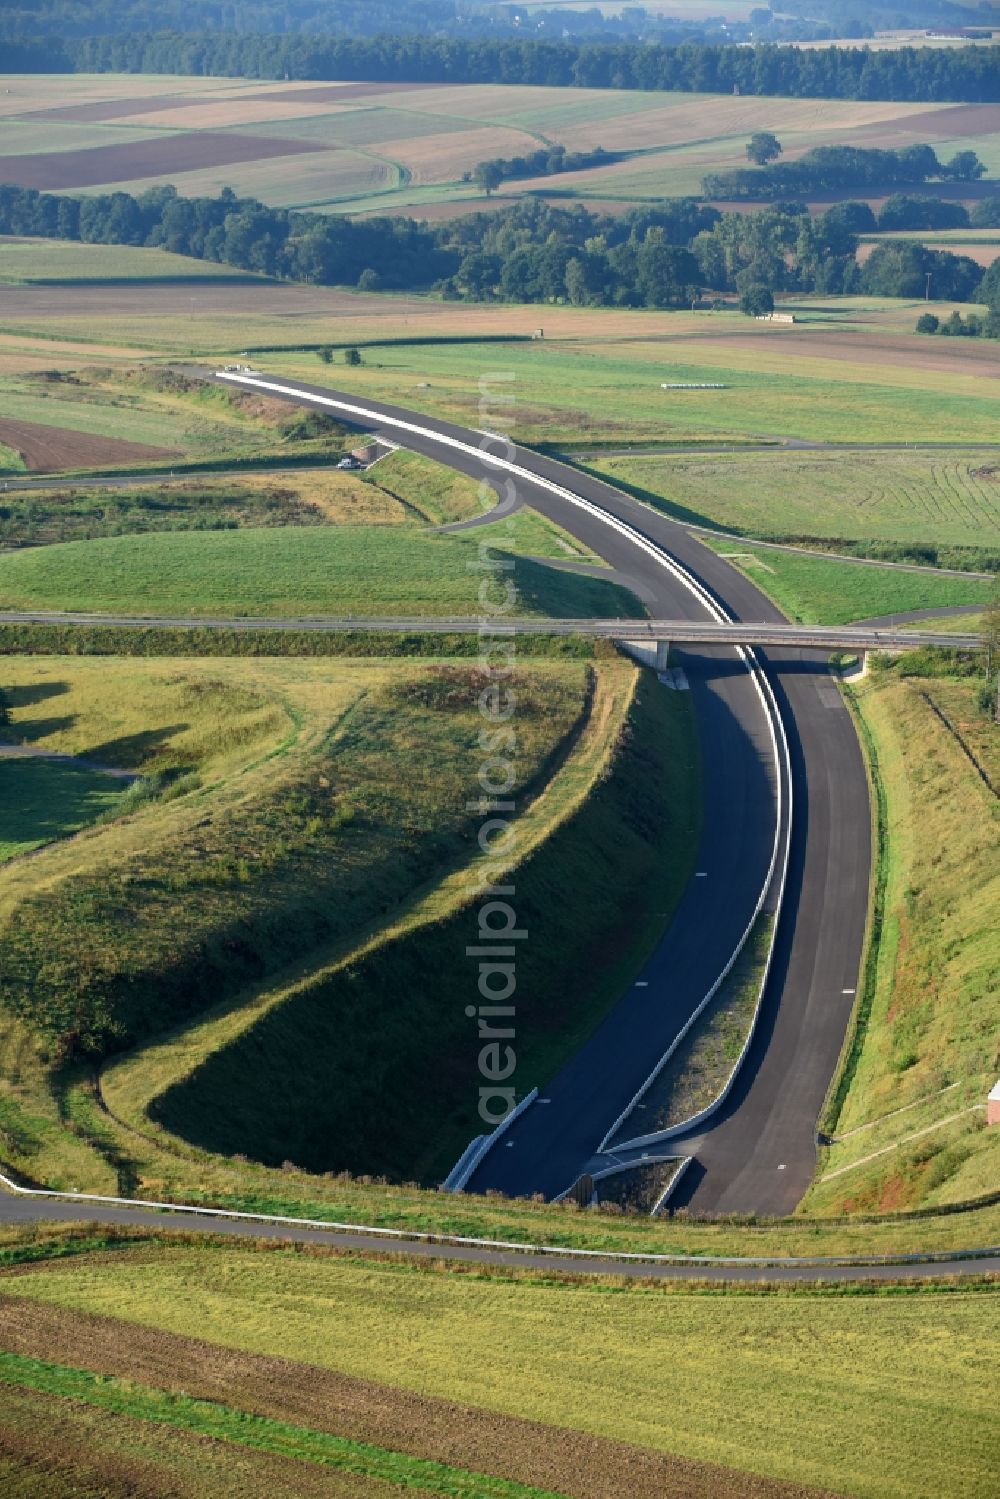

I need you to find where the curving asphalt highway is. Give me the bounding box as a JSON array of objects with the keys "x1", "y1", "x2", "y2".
[
  {"x1": 203, "y1": 371, "x2": 871, "y2": 1217},
  {"x1": 0, "y1": 370, "x2": 874, "y2": 1235},
  {"x1": 3, "y1": 374, "x2": 991, "y2": 1281}
]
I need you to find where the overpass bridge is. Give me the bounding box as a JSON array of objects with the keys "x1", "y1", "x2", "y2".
[{"x1": 0, "y1": 611, "x2": 979, "y2": 652}]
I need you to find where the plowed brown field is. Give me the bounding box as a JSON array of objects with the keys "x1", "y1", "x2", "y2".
[{"x1": 0, "y1": 418, "x2": 179, "y2": 471}]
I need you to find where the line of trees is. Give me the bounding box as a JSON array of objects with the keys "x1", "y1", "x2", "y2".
[
  {"x1": 471, "y1": 145, "x2": 617, "y2": 196},
  {"x1": 917, "y1": 307, "x2": 1000, "y2": 337},
  {"x1": 702, "y1": 143, "x2": 986, "y2": 199},
  {"x1": 916, "y1": 256, "x2": 1000, "y2": 336},
  {"x1": 4, "y1": 33, "x2": 1000, "y2": 104},
  {"x1": 0, "y1": 182, "x2": 994, "y2": 310}
]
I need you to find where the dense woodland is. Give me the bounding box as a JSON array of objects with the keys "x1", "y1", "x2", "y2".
[
  {"x1": 1, "y1": 0, "x2": 995, "y2": 44},
  {"x1": 5, "y1": 33, "x2": 1000, "y2": 103},
  {"x1": 0, "y1": 183, "x2": 995, "y2": 317}
]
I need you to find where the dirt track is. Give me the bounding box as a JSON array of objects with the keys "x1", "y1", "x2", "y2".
[{"x1": 0, "y1": 417, "x2": 179, "y2": 471}]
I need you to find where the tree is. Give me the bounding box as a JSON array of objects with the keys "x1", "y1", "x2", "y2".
[
  {"x1": 978, "y1": 259, "x2": 1000, "y2": 310},
  {"x1": 970, "y1": 197, "x2": 1000, "y2": 229},
  {"x1": 746, "y1": 131, "x2": 782, "y2": 166},
  {"x1": 877, "y1": 195, "x2": 968, "y2": 232},
  {"x1": 474, "y1": 161, "x2": 503, "y2": 197},
  {"x1": 740, "y1": 284, "x2": 774, "y2": 317},
  {"x1": 915, "y1": 313, "x2": 939, "y2": 334},
  {"x1": 942, "y1": 150, "x2": 986, "y2": 182},
  {"x1": 344, "y1": 347, "x2": 362, "y2": 366},
  {"x1": 318, "y1": 347, "x2": 334, "y2": 363},
  {"x1": 564, "y1": 256, "x2": 593, "y2": 307}
]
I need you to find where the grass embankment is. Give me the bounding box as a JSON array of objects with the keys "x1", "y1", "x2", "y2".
[
  {"x1": 0, "y1": 526, "x2": 639, "y2": 618},
  {"x1": 695, "y1": 534, "x2": 994, "y2": 625},
  {"x1": 588, "y1": 449, "x2": 1000, "y2": 560},
  {"x1": 121, "y1": 666, "x2": 697, "y2": 1182},
  {"x1": 0, "y1": 365, "x2": 351, "y2": 471},
  {"x1": 1, "y1": 1234, "x2": 997, "y2": 1499},
  {"x1": 805, "y1": 665, "x2": 1000, "y2": 1215},
  {"x1": 0, "y1": 656, "x2": 596, "y2": 1190},
  {"x1": 366, "y1": 447, "x2": 484, "y2": 525}
]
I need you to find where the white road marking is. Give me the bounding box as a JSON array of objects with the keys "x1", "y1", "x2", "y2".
[
  {"x1": 635, "y1": 980, "x2": 649, "y2": 987},
  {"x1": 842, "y1": 988, "x2": 856, "y2": 994}
]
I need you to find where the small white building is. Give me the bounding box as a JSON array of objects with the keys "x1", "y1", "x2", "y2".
[{"x1": 988, "y1": 1080, "x2": 1000, "y2": 1126}]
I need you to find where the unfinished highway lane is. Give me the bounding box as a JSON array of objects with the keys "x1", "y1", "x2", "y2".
[{"x1": 210, "y1": 371, "x2": 869, "y2": 1217}]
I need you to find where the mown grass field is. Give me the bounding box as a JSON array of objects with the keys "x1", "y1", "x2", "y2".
[
  {"x1": 0, "y1": 238, "x2": 270, "y2": 285},
  {"x1": 0, "y1": 469, "x2": 414, "y2": 544},
  {"x1": 591, "y1": 448, "x2": 1000, "y2": 552},
  {"x1": 806, "y1": 666, "x2": 1000, "y2": 1215},
  {"x1": 695, "y1": 535, "x2": 995, "y2": 623},
  {"x1": 1, "y1": 1235, "x2": 998, "y2": 1499},
  {"x1": 0, "y1": 524, "x2": 638, "y2": 617}
]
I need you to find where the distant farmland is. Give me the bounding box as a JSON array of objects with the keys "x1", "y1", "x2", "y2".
[{"x1": 1, "y1": 73, "x2": 998, "y2": 215}]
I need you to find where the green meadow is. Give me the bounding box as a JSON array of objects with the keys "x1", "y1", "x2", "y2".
[
  {"x1": 0, "y1": 525, "x2": 640, "y2": 619},
  {"x1": 695, "y1": 536, "x2": 994, "y2": 625}
]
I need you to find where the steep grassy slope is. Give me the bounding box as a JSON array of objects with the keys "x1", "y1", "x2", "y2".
[
  {"x1": 805, "y1": 665, "x2": 1000, "y2": 1214},
  {"x1": 142, "y1": 668, "x2": 699, "y2": 1182}
]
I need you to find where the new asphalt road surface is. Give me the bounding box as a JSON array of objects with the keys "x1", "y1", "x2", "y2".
[{"x1": 206, "y1": 371, "x2": 871, "y2": 1217}]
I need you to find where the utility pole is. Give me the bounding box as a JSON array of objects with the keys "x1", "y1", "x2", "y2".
[{"x1": 925, "y1": 271, "x2": 932, "y2": 300}]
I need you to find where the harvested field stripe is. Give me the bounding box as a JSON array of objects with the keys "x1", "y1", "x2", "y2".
[
  {"x1": 0, "y1": 1350, "x2": 569, "y2": 1499},
  {"x1": 0, "y1": 133, "x2": 335, "y2": 192}
]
